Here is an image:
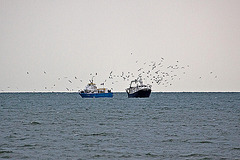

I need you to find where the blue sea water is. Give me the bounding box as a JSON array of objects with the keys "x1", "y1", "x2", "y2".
[{"x1": 0, "y1": 92, "x2": 239, "y2": 159}]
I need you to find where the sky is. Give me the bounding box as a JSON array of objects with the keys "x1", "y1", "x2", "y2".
[{"x1": 0, "y1": 0, "x2": 240, "y2": 92}]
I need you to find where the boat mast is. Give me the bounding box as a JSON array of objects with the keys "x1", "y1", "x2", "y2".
[{"x1": 89, "y1": 76, "x2": 95, "y2": 84}]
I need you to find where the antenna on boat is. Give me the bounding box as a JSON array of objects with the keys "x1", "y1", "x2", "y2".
[{"x1": 89, "y1": 76, "x2": 95, "y2": 83}]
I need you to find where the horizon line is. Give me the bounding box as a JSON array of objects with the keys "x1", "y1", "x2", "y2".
[{"x1": 0, "y1": 91, "x2": 240, "y2": 93}]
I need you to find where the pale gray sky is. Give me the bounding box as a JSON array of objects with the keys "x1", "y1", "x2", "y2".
[{"x1": 1, "y1": 0, "x2": 240, "y2": 92}]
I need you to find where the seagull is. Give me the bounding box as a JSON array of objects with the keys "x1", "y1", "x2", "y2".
[
  {"x1": 44, "y1": 71, "x2": 46, "y2": 74},
  {"x1": 27, "y1": 72, "x2": 29, "y2": 74}
]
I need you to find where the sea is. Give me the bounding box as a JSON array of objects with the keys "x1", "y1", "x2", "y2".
[{"x1": 0, "y1": 92, "x2": 239, "y2": 160}]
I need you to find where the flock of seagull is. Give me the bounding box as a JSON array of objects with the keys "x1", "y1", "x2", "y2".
[
  {"x1": 1, "y1": 53, "x2": 218, "y2": 92},
  {"x1": 107, "y1": 57, "x2": 186, "y2": 88}
]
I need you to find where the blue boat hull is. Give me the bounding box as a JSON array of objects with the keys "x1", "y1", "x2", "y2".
[{"x1": 79, "y1": 92, "x2": 113, "y2": 98}]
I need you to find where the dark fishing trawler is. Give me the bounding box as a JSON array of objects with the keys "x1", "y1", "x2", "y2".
[{"x1": 126, "y1": 77, "x2": 151, "y2": 98}]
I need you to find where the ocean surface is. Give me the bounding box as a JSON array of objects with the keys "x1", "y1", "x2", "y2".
[{"x1": 0, "y1": 92, "x2": 239, "y2": 160}]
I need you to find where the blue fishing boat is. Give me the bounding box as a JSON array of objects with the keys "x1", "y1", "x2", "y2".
[{"x1": 79, "y1": 79, "x2": 113, "y2": 98}]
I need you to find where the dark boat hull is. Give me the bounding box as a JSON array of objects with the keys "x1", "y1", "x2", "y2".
[{"x1": 127, "y1": 89, "x2": 151, "y2": 98}]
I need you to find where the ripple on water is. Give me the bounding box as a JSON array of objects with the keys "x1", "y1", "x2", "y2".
[
  {"x1": 0, "y1": 150, "x2": 13, "y2": 159},
  {"x1": 30, "y1": 121, "x2": 41, "y2": 125},
  {"x1": 180, "y1": 153, "x2": 209, "y2": 158},
  {"x1": 81, "y1": 132, "x2": 113, "y2": 137},
  {"x1": 194, "y1": 140, "x2": 213, "y2": 144}
]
